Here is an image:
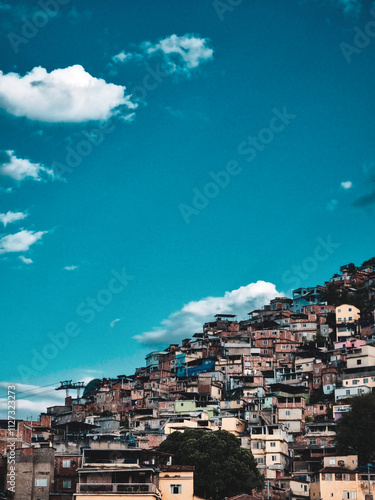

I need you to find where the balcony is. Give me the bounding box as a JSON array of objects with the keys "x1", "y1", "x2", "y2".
[{"x1": 77, "y1": 483, "x2": 161, "y2": 495}]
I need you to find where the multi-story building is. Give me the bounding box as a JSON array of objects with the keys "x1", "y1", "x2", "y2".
[
  {"x1": 73, "y1": 449, "x2": 197, "y2": 500},
  {"x1": 310, "y1": 455, "x2": 375, "y2": 500}
]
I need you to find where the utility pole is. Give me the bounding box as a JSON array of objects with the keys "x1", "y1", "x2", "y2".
[
  {"x1": 368, "y1": 463, "x2": 372, "y2": 500},
  {"x1": 365, "y1": 463, "x2": 373, "y2": 500}
]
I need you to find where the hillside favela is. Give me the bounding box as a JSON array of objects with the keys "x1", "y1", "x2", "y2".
[{"x1": 2, "y1": 258, "x2": 375, "y2": 500}]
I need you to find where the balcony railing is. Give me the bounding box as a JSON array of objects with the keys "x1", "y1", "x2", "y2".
[{"x1": 77, "y1": 483, "x2": 160, "y2": 495}]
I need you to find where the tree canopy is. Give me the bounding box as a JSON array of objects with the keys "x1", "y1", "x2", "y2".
[
  {"x1": 157, "y1": 429, "x2": 264, "y2": 500},
  {"x1": 335, "y1": 393, "x2": 375, "y2": 466}
]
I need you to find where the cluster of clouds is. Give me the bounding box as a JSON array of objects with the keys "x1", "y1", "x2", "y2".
[
  {"x1": 112, "y1": 33, "x2": 214, "y2": 76},
  {"x1": 0, "y1": 33, "x2": 213, "y2": 267},
  {"x1": 133, "y1": 281, "x2": 280, "y2": 344},
  {"x1": 0, "y1": 150, "x2": 51, "y2": 264}
]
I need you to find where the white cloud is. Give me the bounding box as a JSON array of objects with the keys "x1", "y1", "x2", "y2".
[
  {"x1": 112, "y1": 34, "x2": 213, "y2": 76},
  {"x1": 0, "y1": 65, "x2": 136, "y2": 123},
  {"x1": 0, "y1": 211, "x2": 27, "y2": 227},
  {"x1": 133, "y1": 281, "x2": 280, "y2": 344},
  {"x1": 0, "y1": 150, "x2": 53, "y2": 182},
  {"x1": 19, "y1": 256, "x2": 33, "y2": 264},
  {"x1": 64, "y1": 265, "x2": 78, "y2": 271},
  {"x1": 110, "y1": 318, "x2": 121, "y2": 328},
  {"x1": 341, "y1": 180, "x2": 352, "y2": 189},
  {"x1": 0, "y1": 229, "x2": 46, "y2": 254}
]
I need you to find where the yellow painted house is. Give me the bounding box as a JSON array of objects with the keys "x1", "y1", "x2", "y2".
[
  {"x1": 310, "y1": 456, "x2": 375, "y2": 500},
  {"x1": 335, "y1": 304, "x2": 360, "y2": 341}
]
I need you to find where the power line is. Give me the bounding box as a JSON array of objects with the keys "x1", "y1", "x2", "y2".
[
  {"x1": 0, "y1": 382, "x2": 60, "y2": 401},
  {"x1": 0, "y1": 387, "x2": 65, "y2": 408}
]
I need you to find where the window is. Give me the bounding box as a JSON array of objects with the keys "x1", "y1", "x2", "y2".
[
  {"x1": 329, "y1": 459, "x2": 336, "y2": 465},
  {"x1": 357, "y1": 360, "x2": 362, "y2": 365},
  {"x1": 271, "y1": 455, "x2": 277, "y2": 461},
  {"x1": 63, "y1": 480, "x2": 72, "y2": 489},
  {"x1": 324, "y1": 473, "x2": 333, "y2": 481},
  {"x1": 170, "y1": 485, "x2": 182, "y2": 494},
  {"x1": 270, "y1": 442, "x2": 276, "y2": 447},
  {"x1": 35, "y1": 478, "x2": 48, "y2": 487},
  {"x1": 256, "y1": 457, "x2": 264, "y2": 464},
  {"x1": 309, "y1": 439, "x2": 317, "y2": 445},
  {"x1": 346, "y1": 390, "x2": 350, "y2": 395},
  {"x1": 285, "y1": 410, "x2": 290, "y2": 416},
  {"x1": 352, "y1": 380, "x2": 358, "y2": 385},
  {"x1": 263, "y1": 340, "x2": 268, "y2": 345},
  {"x1": 62, "y1": 459, "x2": 71, "y2": 468},
  {"x1": 342, "y1": 492, "x2": 357, "y2": 499},
  {"x1": 348, "y1": 308, "x2": 352, "y2": 312}
]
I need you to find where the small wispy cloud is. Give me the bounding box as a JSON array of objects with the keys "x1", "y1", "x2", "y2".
[
  {"x1": 337, "y1": 0, "x2": 362, "y2": 16},
  {"x1": 341, "y1": 180, "x2": 352, "y2": 189},
  {"x1": 66, "y1": 6, "x2": 92, "y2": 24},
  {"x1": 64, "y1": 265, "x2": 78, "y2": 271},
  {"x1": 112, "y1": 33, "x2": 214, "y2": 76},
  {"x1": 0, "y1": 150, "x2": 53, "y2": 182},
  {"x1": 0, "y1": 229, "x2": 46, "y2": 254},
  {"x1": 19, "y1": 255, "x2": 33, "y2": 264},
  {"x1": 110, "y1": 318, "x2": 121, "y2": 328},
  {"x1": 326, "y1": 199, "x2": 338, "y2": 211},
  {"x1": 112, "y1": 51, "x2": 142, "y2": 64},
  {"x1": 0, "y1": 211, "x2": 28, "y2": 227}
]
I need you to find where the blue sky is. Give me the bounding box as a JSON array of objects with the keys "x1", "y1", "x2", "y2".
[{"x1": 1, "y1": 0, "x2": 375, "y2": 417}]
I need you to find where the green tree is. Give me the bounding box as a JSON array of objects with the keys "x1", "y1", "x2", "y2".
[
  {"x1": 157, "y1": 429, "x2": 264, "y2": 500},
  {"x1": 335, "y1": 393, "x2": 375, "y2": 465}
]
